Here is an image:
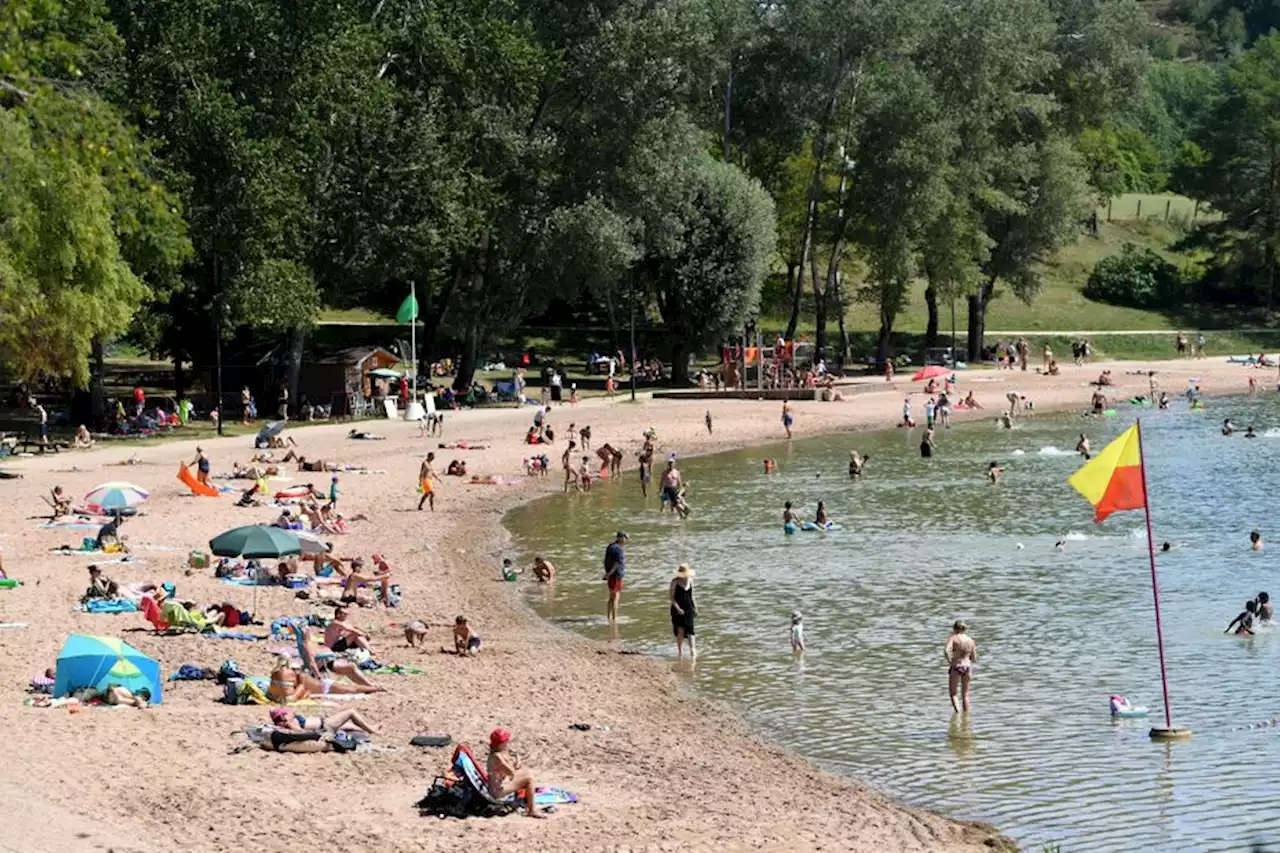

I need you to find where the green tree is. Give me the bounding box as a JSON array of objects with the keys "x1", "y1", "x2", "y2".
[{"x1": 1181, "y1": 33, "x2": 1280, "y2": 310}]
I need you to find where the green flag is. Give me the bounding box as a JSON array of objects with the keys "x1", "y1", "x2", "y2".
[{"x1": 395, "y1": 291, "x2": 419, "y2": 324}]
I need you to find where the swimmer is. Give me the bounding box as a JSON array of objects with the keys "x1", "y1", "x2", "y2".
[
  {"x1": 1245, "y1": 425, "x2": 1258, "y2": 438},
  {"x1": 1257, "y1": 591, "x2": 1273, "y2": 622},
  {"x1": 1160, "y1": 542, "x2": 1171, "y2": 552},
  {"x1": 997, "y1": 412, "x2": 1013, "y2": 430},
  {"x1": 987, "y1": 462, "x2": 1004, "y2": 484},
  {"x1": 1223, "y1": 418, "x2": 1236, "y2": 436},
  {"x1": 1076, "y1": 433, "x2": 1091, "y2": 460},
  {"x1": 848, "y1": 451, "x2": 868, "y2": 480},
  {"x1": 815, "y1": 501, "x2": 829, "y2": 526},
  {"x1": 790, "y1": 611, "x2": 805, "y2": 652},
  {"x1": 1226, "y1": 600, "x2": 1257, "y2": 635},
  {"x1": 782, "y1": 501, "x2": 796, "y2": 527},
  {"x1": 1251, "y1": 530, "x2": 1264, "y2": 551},
  {"x1": 1055, "y1": 540, "x2": 1067, "y2": 552},
  {"x1": 944, "y1": 620, "x2": 977, "y2": 713},
  {"x1": 763, "y1": 458, "x2": 777, "y2": 474}
]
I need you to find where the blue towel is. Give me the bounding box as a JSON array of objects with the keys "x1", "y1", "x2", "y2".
[
  {"x1": 201, "y1": 631, "x2": 268, "y2": 641},
  {"x1": 83, "y1": 599, "x2": 138, "y2": 614}
]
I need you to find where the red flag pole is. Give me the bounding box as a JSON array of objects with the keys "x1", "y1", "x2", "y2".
[{"x1": 1135, "y1": 418, "x2": 1190, "y2": 740}]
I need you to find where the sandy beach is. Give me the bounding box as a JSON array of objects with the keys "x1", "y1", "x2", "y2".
[{"x1": 0, "y1": 357, "x2": 1256, "y2": 853}]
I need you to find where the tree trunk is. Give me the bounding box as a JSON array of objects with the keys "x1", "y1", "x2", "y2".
[
  {"x1": 783, "y1": 262, "x2": 801, "y2": 340},
  {"x1": 284, "y1": 325, "x2": 306, "y2": 414},
  {"x1": 924, "y1": 284, "x2": 940, "y2": 349},
  {"x1": 834, "y1": 272, "x2": 850, "y2": 371},
  {"x1": 603, "y1": 284, "x2": 620, "y2": 353},
  {"x1": 669, "y1": 338, "x2": 691, "y2": 386},
  {"x1": 876, "y1": 310, "x2": 894, "y2": 366},
  {"x1": 172, "y1": 356, "x2": 186, "y2": 403},
  {"x1": 967, "y1": 282, "x2": 993, "y2": 363},
  {"x1": 811, "y1": 250, "x2": 825, "y2": 362},
  {"x1": 453, "y1": 323, "x2": 480, "y2": 391},
  {"x1": 89, "y1": 336, "x2": 106, "y2": 429}
]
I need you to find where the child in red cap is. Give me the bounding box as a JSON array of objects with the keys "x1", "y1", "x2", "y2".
[{"x1": 486, "y1": 727, "x2": 541, "y2": 817}]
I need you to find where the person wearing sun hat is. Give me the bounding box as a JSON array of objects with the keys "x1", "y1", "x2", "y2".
[
  {"x1": 668, "y1": 563, "x2": 697, "y2": 660},
  {"x1": 486, "y1": 727, "x2": 542, "y2": 818},
  {"x1": 603, "y1": 531, "x2": 628, "y2": 623}
]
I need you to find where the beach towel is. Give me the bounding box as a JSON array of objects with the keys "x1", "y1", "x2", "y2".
[
  {"x1": 40, "y1": 521, "x2": 102, "y2": 530},
  {"x1": 141, "y1": 595, "x2": 169, "y2": 630},
  {"x1": 82, "y1": 599, "x2": 138, "y2": 614},
  {"x1": 161, "y1": 601, "x2": 213, "y2": 631},
  {"x1": 201, "y1": 631, "x2": 268, "y2": 641}
]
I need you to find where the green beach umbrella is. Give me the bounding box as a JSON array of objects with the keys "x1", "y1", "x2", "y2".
[{"x1": 209, "y1": 524, "x2": 303, "y2": 559}]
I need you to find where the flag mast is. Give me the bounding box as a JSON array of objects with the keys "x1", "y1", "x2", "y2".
[
  {"x1": 410, "y1": 279, "x2": 417, "y2": 403},
  {"x1": 1135, "y1": 418, "x2": 1190, "y2": 741}
]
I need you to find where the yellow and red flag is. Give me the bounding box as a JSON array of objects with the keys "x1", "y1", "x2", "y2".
[{"x1": 1068, "y1": 424, "x2": 1146, "y2": 522}]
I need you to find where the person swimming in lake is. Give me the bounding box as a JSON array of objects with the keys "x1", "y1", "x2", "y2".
[
  {"x1": 945, "y1": 620, "x2": 978, "y2": 713},
  {"x1": 763, "y1": 458, "x2": 777, "y2": 474},
  {"x1": 815, "y1": 501, "x2": 829, "y2": 526},
  {"x1": 987, "y1": 462, "x2": 1004, "y2": 484},
  {"x1": 1223, "y1": 418, "x2": 1236, "y2": 436},
  {"x1": 782, "y1": 501, "x2": 796, "y2": 528},
  {"x1": 1076, "y1": 433, "x2": 1091, "y2": 460},
  {"x1": 1251, "y1": 530, "x2": 1264, "y2": 551},
  {"x1": 1256, "y1": 591, "x2": 1273, "y2": 622},
  {"x1": 1158, "y1": 391, "x2": 1170, "y2": 410},
  {"x1": 1245, "y1": 425, "x2": 1259, "y2": 438},
  {"x1": 920, "y1": 426, "x2": 935, "y2": 459},
  {"x1": 848, "y1": 451, "x2": 868, "y2": 480},
  {"x1": 1226, "y1": 600, "x2": 1257, "y2": 635}
]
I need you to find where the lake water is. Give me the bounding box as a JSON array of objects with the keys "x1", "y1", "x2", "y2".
[{"x1": 505, "y1": 397, "x2": 1280, "y2": 852}]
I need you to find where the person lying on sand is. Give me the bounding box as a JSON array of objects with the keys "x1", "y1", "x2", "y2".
[
  {"x1": 294, "y1": 456, "x2": 339, "y2": 472},
  {"x1": 347, "y1": 429, "x2": 384, "y2": 440},
  {"x1": 232, "y1": 461, "x2": 279, "y2": 479},
  {"x1": 294, "y1": 634, "x2": 386, "y2": 695},
  {"x1": 486, "y1": 728, "x2": 543, "y2": 818},
  {"x1": 269, "y1": 706, "x2": 377, "y2": 736},
  {"x1": 438, "y1": 441, "x2": 488, "y2": 450}
]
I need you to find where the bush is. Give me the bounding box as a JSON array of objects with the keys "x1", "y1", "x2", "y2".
[{"x1": 1084, "y1": 243, "x2": 1184, "y2": 308}]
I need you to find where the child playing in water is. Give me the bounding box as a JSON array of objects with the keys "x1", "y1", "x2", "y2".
[
  {"x1": 987, "y1": 462, "x2": 1004, "y2": 484},
  {"x1": 578, "y1": 456, "x2": 593, "y2": 492},
  {"x1": 790, "y1": 612, "x2": 805, "y2": 651},
  {"x1": 1251, "y1": 530, "x2": 1264, "y2": 551},
  {"x1": 1226, "y1": 600, "x2": 1257, "y2": 635},
  {"x1": 501, "y1": 558, "x2": 523, "y2": 582},
  {"x1": 1257, "y1": 592, "x2": 1273, "y2": 622}
]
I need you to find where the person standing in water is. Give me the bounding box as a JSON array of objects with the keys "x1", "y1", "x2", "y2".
[
  {"x1": 848, "y1": 451, "x2": 868, "y2": 480},
  {"x1": 815, "y1": 501, "x2": 829, "y2": 526},
  {"x1": 987, "y1": 462, "x2": 1004, "y2": 484},
  {"x1": 920, "y1": 426, "x2": 936, "y2": 459},
  {"x1": 783, "y1": 500, "x2": 797, "y2": 529},
  {"x1": 637, "y1": 440, "x2": 654, "y2": 497},
  {"x1": 781, "y1": 400, "x2": 794, "y2": 439},
  {"x1": 603, "y1": 531, "x2": 628, "y2": 624},
  {"x1": 945, "y1": 620, "x2": 978, "y2": 713},
  {"x1": 659, "y1": 458, "x2": 682, "y2": 513},
  {"x1": 668, "y1": 564, "x2": 697, "y2": 661},
  {"x1": 1076, "y1": 434, "x2": 1091, "y2": 460},
  {"x1": 1226, "y1": 600, "x2": 1257, "y2": 635},
  {"x1": 1256, "y1": 591, "x2": 1273, "y2": 622},
  {"x1": 1251, "y1": 530, "x2": 1264, "y2": 551}
]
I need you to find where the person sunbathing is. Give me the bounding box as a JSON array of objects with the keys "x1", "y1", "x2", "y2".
[
  {"x1": 297, "y1": 630, "x2": 384, "y2": 693},
  {"x1": 437, "y1": 441, "x2": 489, "y2": 450},
  {"x1": 294, "y1": 456, "x2": 338, "y2": 472},
  {"x1": 324, "y1": 606, "x2": 375, "y2": 655},
  {"x1": 339, "y1": 555, "x2": 393, "y2": 604},
  {"x1": 73, "y1": 424, "x2": 94, "y2": 449},
  {"x1": 319, "y1": 503, "x2": 367, "y2": 532},
  {"x1": 269, "y1": 706, "x2": 376, "y2": 736},
  {"x1": 347, "y1": 429, "x2": 385, "y2": 440},
  {"x1": 232, "y1": 461, "x2": 279, "y2": 479},
  {"x1": 48, "y1": 486, "x2": 72, "y2": 519},
  {"x1": 81, "y1": 565, "x2": 120, "y2": 603},
  {"x1": 486, "y1": 728, "x2": 541, "y2": 818},
  {"x1": 103, "y1": 685, "x2": 150, "y2": 708}
]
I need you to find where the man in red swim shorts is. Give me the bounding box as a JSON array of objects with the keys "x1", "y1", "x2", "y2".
[{"x1": 603, "y1": 531, "x2": 628, "y2": 624}]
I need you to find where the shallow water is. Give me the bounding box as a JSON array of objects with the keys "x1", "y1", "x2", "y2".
[{"x1": 505, "y1": 396, "x2": 1280, "y2": 852}]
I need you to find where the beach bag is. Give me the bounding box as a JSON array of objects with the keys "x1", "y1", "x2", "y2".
[{"x1": 217, "y1": 659, "x2": 246, "y2": 684}]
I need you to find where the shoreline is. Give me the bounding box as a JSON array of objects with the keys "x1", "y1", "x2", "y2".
[{"x1": 0, "y1": 357, "x2": 1256, "y2": 853}]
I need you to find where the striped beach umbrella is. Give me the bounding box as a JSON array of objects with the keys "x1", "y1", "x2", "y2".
[{"x1": 84, "y1": 482, "x2": 150, "y2": 515}]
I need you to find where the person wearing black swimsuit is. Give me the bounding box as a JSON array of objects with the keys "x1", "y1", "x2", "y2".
[{"x1": 669, "y1": 564, "x2": 697, "y2": 661}]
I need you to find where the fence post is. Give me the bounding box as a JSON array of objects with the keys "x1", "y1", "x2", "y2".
[
  {"x1": 1107, "y1": 199, "x2": 1113, "y2": 222},
  {"x1": 1165, "y1": 199, "x2": 1171, "y2": 222},
  {"x1": 1136, "y1": 199, "x2": 1142, "y2": 220}
]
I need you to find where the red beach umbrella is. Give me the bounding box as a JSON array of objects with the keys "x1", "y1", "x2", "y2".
[{"x1": 911, "y1": 365, "x2": 951, "y2": 382}]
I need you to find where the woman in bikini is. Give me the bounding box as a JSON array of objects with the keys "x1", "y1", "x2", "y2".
[{"x1": 944, "y1": 620, "x2": 978, "y2": 713}]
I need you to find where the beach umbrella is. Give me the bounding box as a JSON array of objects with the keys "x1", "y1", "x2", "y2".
[
  {"x1": 209, "y1": 524, "x2": 303, "y2": 559},
  {"x1": 83, "y1": 482, "x2": 149, "y2": 515},
  {"x1": 369, "y1": 367, "x2": 402, "y2": 380},
  {"x1": 54, "y1": 634, "x2": 163, "y2": 704},
  {"x1": 255, "y1": 420, "x2": 287, "y2": 444},
  {"x1": 294, "y1": 530, "x2": 331, "y2": 556},
  {"x1": 911, "y1": 365, "x2": 951, "y2": 382}
]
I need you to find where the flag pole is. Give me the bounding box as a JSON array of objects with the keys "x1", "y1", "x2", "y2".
[{"x1": 1136, "y1": 418, "x2": 1191, "y2": 740}]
